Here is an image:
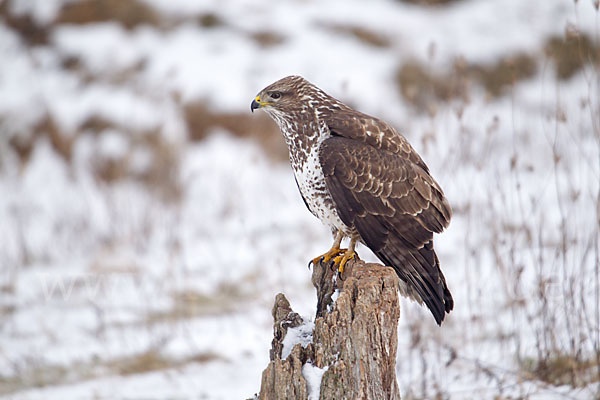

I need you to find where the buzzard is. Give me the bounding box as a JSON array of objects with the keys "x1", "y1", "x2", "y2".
[{"x1": 251, "y1": 76, "x2": 453, "y2": 325}]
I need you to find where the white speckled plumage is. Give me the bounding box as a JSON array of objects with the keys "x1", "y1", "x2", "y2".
[{"x1": 260, "y1": 78, "x2": 353, "y2": 236}]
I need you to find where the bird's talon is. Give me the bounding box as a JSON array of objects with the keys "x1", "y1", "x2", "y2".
[
  {"x1": 311, "y1": 247, "x2": 346, "y2": 267},
  {"x1": 328, "y1": 259, "x2": 336, "y2": 270},
  {"x1": 332, "y1": 250, "x2": 358, "y2": 275}
]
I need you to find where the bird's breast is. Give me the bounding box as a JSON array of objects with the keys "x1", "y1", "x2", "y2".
[
  {"x1": 291, "y1": 144, "x2": 352, "y2": 235},
  {"x1": 276, "y1": 113, "x2": 352, "y2": 235}
]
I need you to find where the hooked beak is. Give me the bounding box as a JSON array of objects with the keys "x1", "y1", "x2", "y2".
[
  {"x1": 251, "y1": 96, "x2": 272, "y2": 113},
  {"x1": 251, "y1": 97, "x2": 260, "y2": 113}
]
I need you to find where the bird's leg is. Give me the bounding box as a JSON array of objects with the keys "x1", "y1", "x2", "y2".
[
  {"x1": 332, "y1": 236, "x2": 360, "y2": 274},
  {"x1": 310, "y1": 231, "x2": 346, "y2": 267}
]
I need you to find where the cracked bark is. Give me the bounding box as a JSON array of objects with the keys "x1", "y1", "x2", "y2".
[{"x1": 255, "y1": 260, "x2": 401, "y2": 400}]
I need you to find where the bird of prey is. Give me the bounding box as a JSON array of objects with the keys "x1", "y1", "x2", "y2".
[{"x1": 251, "y1": 76, "x2": 453, "y2": 325}]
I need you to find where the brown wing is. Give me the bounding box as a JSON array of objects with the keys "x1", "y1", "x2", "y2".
[
  {"x1": 319, "y1": 126, "x2": 453, "y2": 324},
  {"x1": 324, "y1": 111, "x2": 430, "y2": 172}
]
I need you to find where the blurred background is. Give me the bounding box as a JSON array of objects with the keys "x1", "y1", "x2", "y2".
[{"x1": 0, "y1": 0, "x2": 599, "y2": 398}]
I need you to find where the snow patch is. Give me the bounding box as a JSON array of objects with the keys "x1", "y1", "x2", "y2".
[
  {"x1": 97, "y1": 130, "x2": 129, "y2": 159},
  {"x1": 331, "y1": 288, "x2": 340, "y2": 303},
  {"x1": 302, "y1": 363, "x2": 328, "y2": 400},
  {"x1": 281, "y1": 319, "x2": 315, "y2": 360},
  {"x1": 327, "y1": 288, "x2": 341, "y2": 313}
]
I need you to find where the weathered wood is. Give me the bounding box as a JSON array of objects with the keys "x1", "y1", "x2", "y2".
[
  {"x1": 269, "y1": 293, "x2": 304, "y2": 361},
  {"x1": 257, "y1": 260, "x2": 402, "y2": 400}
]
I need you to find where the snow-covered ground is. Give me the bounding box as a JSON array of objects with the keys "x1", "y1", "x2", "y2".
[{"x1": 1, "y1": 0, "x2": 599, "y2": 398}]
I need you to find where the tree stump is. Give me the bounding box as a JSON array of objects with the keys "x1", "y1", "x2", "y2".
[{"x1": 256, "y1": 259, "x2": 401, "y2": 400}]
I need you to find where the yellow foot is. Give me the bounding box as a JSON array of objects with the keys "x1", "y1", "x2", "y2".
[
  {"x1": 332, "y1": 250, "x2": 360, "y2": 274},
  {"x1": 310, "y1": 247, "x2": 346, "y2": 268}
]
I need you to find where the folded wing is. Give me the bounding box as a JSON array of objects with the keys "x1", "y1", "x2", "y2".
[{"x1": 319, "y1": 121, "x2": 453, "y2": 324}]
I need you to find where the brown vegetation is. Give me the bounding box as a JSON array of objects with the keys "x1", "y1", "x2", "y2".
[
  {"x1": 396, "y1": 32, "x2": 600, "y2": 112},
  {"x1": 395, "y1": 59, "x2": 470, "y2": 114},
  {"x1": 8, "y1": 115, "x2": 73, "y2": 166},
  {"x1": 7, "y1": 112, "x2": 181, "y2": 201},
  {"x1": 55, "y1": 0, "x2": 161, "y2": 30},
  {"x1": 183, "y1": 100, "x2": 288, "y2": 161},
  {"x1": 197, "y1": 13, "x2": 224, "y2": 29},
  {"x1": 107, "y1": 349, "x2": 221, "y2": 376},
  {"x1": 7, "y1": 100, "x2": 287, "y2": 204},
  {"x1": 0, "y1": 1, "x2": 49, "y2": 45},
  {"x1": 544, "y1": 33, "x2": 600, "y2": 80},
  {"x1": 520, "y1": 353, "x2": 599, "y2": 388},
  {"x1": 396, "y1": 52, "x2": 537, "y2": 112},
  {"x1": 251, "y1": 31, "x2": 286, "y2": 48},
  {"x1": 84, "y1": 123, "x2": 181, "y2": 202},
  {"x1": 0, "y1": 349, "x2": 220, "y2": 396},
  {"x1": 469, "y1": 53, "x2": 537, "y2": 97},
  {"x1": 322, "y1": 24, "x2": 391, "y2": 48},
  {"x1": 145, "y1": 282, "x2": 255, "y2": 325}
]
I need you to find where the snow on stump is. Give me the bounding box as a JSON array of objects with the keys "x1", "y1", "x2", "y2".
[{"x1": 256, "y1": 259, "x2": 401, "y2": 400}]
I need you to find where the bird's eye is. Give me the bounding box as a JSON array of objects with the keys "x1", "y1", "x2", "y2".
[{"x1": 270, "y1": 91, "x2": 281, "y2": 100}]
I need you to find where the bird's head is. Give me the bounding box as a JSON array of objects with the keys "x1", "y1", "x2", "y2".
[{"x1": 251, "y1": 75, "x2": 310, "y2": 117}]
